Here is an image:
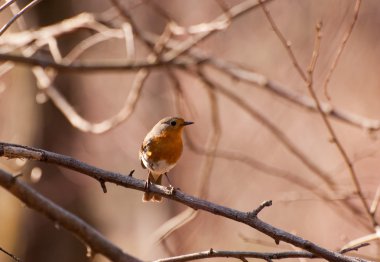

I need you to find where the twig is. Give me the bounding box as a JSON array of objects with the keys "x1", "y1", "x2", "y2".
[
  {"x1": 323, "y1": 0, "x2": 362, "y2": 99},
  {"x1": 141, "y1": 30, "x2": 380, "y2": 132},
  {"x1": 0, "y1": 0, "x2": 17, "y2": 13},
  {"x1": 370, "y1": 186, "x2": 380, "y2": 215},
  {"x1": 162, "y1": 0, "x2": 273, "y2": 62},
  {"x1": 0, "y1": 0, "x2": 42, "y2": 36},
  {"x1": 0, "y1": 53, "x2": 201, "y2": 71},
  {"x1": 0, "y1": 142, "x2": 367, "y2": 262},
  {"x1": 305, "y1": 22, "x2": 376, "y2": 227},
  {"x1": 340, "y1": 243, "x2": 369, "y2": 254},
  {"x1": 341, "y1": 229, "x2": 379, "y2": 253},
  {"x1": 0, "y1": 168, "x2": 140, "y2": 262},
  {"x1": 186, "y1": 69, "x2": 336, "y2": 190},
  {"x1": 258, "y1": 0, "x2": 307, "y2": 82},
  {"x1": 0, "y1": 246, "x2": 20, "y2": 262},
  {"x1": 154, "y1": 249, "x2": 315, "y2": 262},
  {"x1": 249, "y1": 200, "x2": 272, "y2": 217},
  {"x1": 195, "y1": 68, "x2": 222, "y2": 199}
]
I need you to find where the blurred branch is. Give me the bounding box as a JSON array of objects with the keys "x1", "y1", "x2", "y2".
[
  {"x1": 305, "y1": 22, "x2": 376, "y2": 227},
  {"x1": 258, "y1": 0, "x2": 376, "y2": 227},
  {"x1": 0, "y1": 53, "x2": 200, "y2": 71},
  {"x1": 140, "y1": 30, "x2": 380, "y2": 132},
  {"x1": 323, "y1": 0, "x2": 362, "y2": 99},
  {"x1": 258, "y1": 0, "x2": 307, "y2": 82},
  {"x1": 0, "y1": 168, "x2": 140, "y2": 262},
  {"x1": 0, "y1": 0, "x2": 17, "y2": 13},
  {"x1": 0, "y1": 246, "x2": 20, "y2": 262},
  {"x1": 186, "y1": 68, "x2": 335, "y2": 190},
  {"x1": 370, "y1": 186, "x2": 380, "y2": 216},
  {"x1": 0, "y1": 0, "x2": 42, "y2": 36},
  {"x1": 0, "y1": 142, "x2": 367, "y2": 262},
  {"x1": 3, "y1": 10, "x2": 380, "y2": 132},
  {"x1": 162, "y1": 0, "x2": 272, "y2": 61}
]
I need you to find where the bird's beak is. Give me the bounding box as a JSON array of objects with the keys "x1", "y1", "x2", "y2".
[{"x1": 182, "y1": 121, "x2": 194, "y2": 126}]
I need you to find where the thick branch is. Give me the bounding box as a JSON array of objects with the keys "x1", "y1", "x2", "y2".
[
  {"x1": 0, "y1": 168, "x2": 140, "y2": 262},
  {"x1": 0, "y1": 142, "x2": 366, "y2": 262}
]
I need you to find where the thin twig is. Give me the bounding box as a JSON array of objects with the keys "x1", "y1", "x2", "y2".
[
  {"x1": 340, "y1": 243, "x2": 370, "y2": 254},
  {"x1": 0, "y1": 0, "x2": 42, "y2": 36},
  {"x1": 323, "y1": 0, "x2": 362, "y2": 99},
  {"x1": 258, "y1": 0, "x2": 307, "y2": 82},
  {"x1": 0, "y1": 0, "x2": 17, "y2": 13},
  {"x1": 141, "y1": 30, "x2": 380, "y2": 132},
  {"x1": 0, "y1": 246, "x2": 20, "y2": 262},
  {"x1": 162, "y1": 0, "x2": 273, "y2": 61},
  {"x1": 370, "y1": 186, "x2": 380, "y2": 215},
  {"x1": 0, "y1": 142, "x2": 367, "y2": 262},
  {"x1": 185, "y1": 68, "x2": 336, "y2": 190},
  {"x1": 0, "y1": 53, "x2": 201, "y2": 71},
  {"x1": 154, "y1": 249, "x2": 315, "y2": 262},
  {"x1": 305, "y1": 22, "x2": 376, "y2": 227}
]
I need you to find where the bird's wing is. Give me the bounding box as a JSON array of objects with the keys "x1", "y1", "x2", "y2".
[{"x1": 139, "y1": 138, "x2": 152, "y2": 169}]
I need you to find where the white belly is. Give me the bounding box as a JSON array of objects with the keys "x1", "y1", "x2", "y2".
[{"x1": 141, "y1": 154, "x2": 176, "y2": 177}]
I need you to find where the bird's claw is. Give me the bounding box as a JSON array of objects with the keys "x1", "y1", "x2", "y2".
[{"x1": 167, "y1": 184, "x2": 175, "y2": 195}]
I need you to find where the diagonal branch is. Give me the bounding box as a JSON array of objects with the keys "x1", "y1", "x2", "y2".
[
  {"x1": 304, "y1": 22, "x2": 376, "y2": 227},
  {"x1": 0, "y1": 142, "x2": 367, "y2": 262},
  {"x1": 0, "y1": 168, "x2": 140, "y2": 262},
  {"x1": 0, "y1": 0, "x2": 42, "y2": 37}
]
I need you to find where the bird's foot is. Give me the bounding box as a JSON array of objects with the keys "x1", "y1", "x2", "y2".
[{"x1": 167, "y1": 184, "x2": 175, "y2": 195}]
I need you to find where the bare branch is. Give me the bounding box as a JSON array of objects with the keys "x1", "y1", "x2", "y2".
[
  {"x1": 154, "y1": 249, "x2": 315, "y2": 262},
  {"x1": 0, "y1": 0, "x2": 42, "y2": 36},
  {"x1": 186, "y1": 69, "x2": 336, "y2": 190},
  {"x1": 0, "y1": 142, "x2": 367, "y2": 262},
  {"x1": 0, "y1": 0, "x2": 17, "y2": 13},
  {"x1": 323, "y1": 0, "x2": 362, "y2": 99},
  {"x1": 0, "y1": 53, "x2": 201, "y2": 72},
  {"x1": 258, "y1": 0, "x2": 307, "y2": 82},
  {"x1": 141, "y1": 30, "x2": 380, "y2": 131},
  {"x1": 0, "y1": 246, "x2": 20, "y2": 262},
  {"x1": 0, "y1": 168, "x2": 140, "y2": 262},
  {"x1": 304, "y1": 22, "x2": 376, "y2": 227}
]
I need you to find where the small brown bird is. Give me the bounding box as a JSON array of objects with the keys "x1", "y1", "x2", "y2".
[{"x1": 139, "y1": 116, "x2": 193, "y2": 202}]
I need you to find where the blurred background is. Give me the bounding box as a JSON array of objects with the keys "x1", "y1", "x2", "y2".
[{"x1": 0, "y1": 0, "x2": 379, "y2": 261}]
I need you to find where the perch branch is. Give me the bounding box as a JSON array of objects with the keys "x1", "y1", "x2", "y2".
[{"x1": 0, "y1": 142, "x2": 367, "y2": 262}]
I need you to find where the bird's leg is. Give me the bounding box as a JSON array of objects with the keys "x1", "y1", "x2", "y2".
[
  {"x1": 164, "y1": 173, "x2": 175, "y2": 195},
  {"x1": 144, "y1": 172, "x2": 151, "y2": 192}
]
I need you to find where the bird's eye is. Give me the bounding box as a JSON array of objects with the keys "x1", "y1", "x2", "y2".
[{"x1": 170, "y1": 120, "x2": 177, "y2": 126}]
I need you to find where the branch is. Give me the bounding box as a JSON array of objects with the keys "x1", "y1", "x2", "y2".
[
  {"x1": 0, "y1": 168, "x2": 140, "y2": 262},
  {"x1": 154, "y1": 249, "x2": 315, "y2": 262},
  {"x1": 140, "y1": 30, "x2": 380, "y2": 132},
  {"x1": 0, "y1": 0, "x2": 42, "y2": 37},
  {"x1": 0, "y1": 142, "x2": 367, "y2": 262},
  {"x1": 304, "y1": 22, "x2": 376, "y2": 227},
  {"x1": 0, "y1": 53, "x2": 203, "y2": 72},
  {"x1": 323, "y1": 0, "x2": 362, "y2": 99},
  {"x1": 0, "y1": 246, "x2": 20, "y2": 262}
]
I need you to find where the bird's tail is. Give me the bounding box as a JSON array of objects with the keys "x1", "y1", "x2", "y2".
[{"x1": 142, "y1": 173, "x2": 162, "y2": 202}]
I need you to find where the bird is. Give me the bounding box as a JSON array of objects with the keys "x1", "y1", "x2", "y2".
[{"x1": 139, "y1": 116, "x2": 193, "y2": 202}]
